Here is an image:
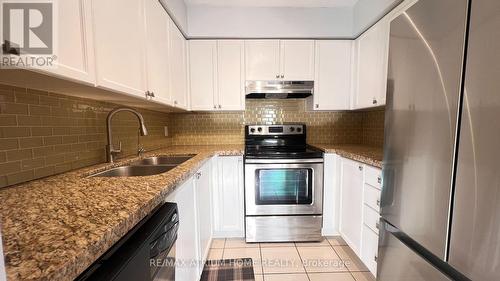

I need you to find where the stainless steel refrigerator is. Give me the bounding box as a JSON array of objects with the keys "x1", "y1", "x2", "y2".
[{"x1": 379, "y1": 0, "x2": 500, "y2": 280}]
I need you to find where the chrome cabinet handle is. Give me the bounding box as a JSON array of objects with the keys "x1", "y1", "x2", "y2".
[
  {"x1": 174, "y1": 100, "x2": 178, "y2": 105},
  {"x1": 377, "y1": 176, "x2": 382, "y2": 184},
  {"x1": 373, "y1": 98, "x2": 378, "y2": 105},
  {"x1": 376, "y1": 221, "x2": 380, "y2": 229},
  {"x1": 145, "y1": 91, "x2": 150, "y2": 99},
  {"x1": 376, "y1": 199, "x2": 381, "y2": 206},
  {"x1": 374, "y1": 255, "x2": 378, "y2": 262},
  {"x1": 150, "y1": 92, "x2": 155, "y2": 97},
  {"x1": 358, "y1": 165, "x2": 363, "y2": 171},
  {"x1": 195, "y1": 172, "x2": 202, "y2": 179},
  {"x1": 218, "y1": 104, "x2": 221, "y2": 109},
  {"x1": 213, "y1": 105, "x2": 217, "y2": 109},
  {"x1": 280, "y1": 74, "x2": 284, "y2": 78},
  {"x1": 315, "y1": 104, "x2": 319, "y2": 109},
  {"x1": 276, "y1": 74, "x2": 280, "y2": 78}
]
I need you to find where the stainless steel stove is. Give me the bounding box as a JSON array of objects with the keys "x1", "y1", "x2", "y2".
[{"x1": 244, "y1": 124, "x2": 324, "y2": 242}]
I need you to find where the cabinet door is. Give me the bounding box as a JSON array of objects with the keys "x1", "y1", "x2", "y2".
[
  {"x1": 217, "y1": 40, "x2": 245, "y2": 111},
  {"x1": 212, "y1": 156, "x2": 245, "y2": 238},
  {"x1": 245, "y1": 40, "x2": 280, "y2": 80},
  {"x1": 312, "y1": 41, "x2": 352, "y2": 110},
  {"x1": 340, "y1": 158, "x2": 364, "y2": 254},
  {"x1": 169, "y1": 20, "x2": 188, "y2": 109},
  {"x1": 144, "y1": 0, "x2": 171, "y2": 105},
  {"x1": 170, "y1": 178, "x2": 199, "y2": 281},
  {"x1": 280, "y1": 40, "x2": 315, "y2": 80},
  {"x1": 361, "y1": 225, "x2": 379, "y2": 276},
  {"x1": 353, "y1": 20, "x2": 390, "y2": 109},
  {"x1": 195, "y1": 161, "x2": 213, "y2": 268},
  {"x1": 92, "y1": 0, "x2": 146, "y2": 97},
  {"x1": 189, "y1": 40, "x2": 217, "y2": 111},
  {"x1": 43, "y1": 0, "x2": 94, "y2": 84}
]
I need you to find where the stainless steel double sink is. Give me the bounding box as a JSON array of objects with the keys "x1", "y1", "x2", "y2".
[{"x1": 90, "y1": 155, "x2": 195, "y2": 178}]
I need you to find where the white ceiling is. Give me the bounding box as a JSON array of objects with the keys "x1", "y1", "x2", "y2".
[{"x1": 185, "y1": 0, "x2": 359, "y2": 8}]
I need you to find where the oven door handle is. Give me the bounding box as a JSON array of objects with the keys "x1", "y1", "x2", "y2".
[{"x1": 245, "y1": 158, "x2": 324, "y2": 164}]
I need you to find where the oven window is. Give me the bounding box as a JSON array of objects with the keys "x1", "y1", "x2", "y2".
[{"x1": 255, "y1": 169, "x2": 313, "y2": 205}]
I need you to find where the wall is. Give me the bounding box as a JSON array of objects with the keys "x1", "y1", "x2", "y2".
[
  {"x1": 187, "y1": 5, "x2": 354, "y2": 38},
  {"x1": 353, "y1": 0, "x2": 401, "y2": 36},
  {"x1": 161, "y1": 0, "x2": 189, "y2": 33},
  {"x1": 171, "y1": 99, "x2": 366, "y2": 145},
  {"x1": 0, "y1": 84, "x2": 172, "y2": 188}
]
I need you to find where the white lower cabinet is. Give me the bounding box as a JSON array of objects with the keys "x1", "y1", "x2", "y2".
[
  {"x1": 322, "y1": 153, "x2": 342, "y2": 236},
  {"x1": 336, "y1": 156, "x2": 382, "y2": 277},
  {"x1": 167, "y1": 177, "x2": 199, "y2": 281},
  {"x1": 195, "y1": 160, "x2": 213, "y2": 270},
  {"x1": 211, "y1": 156, "x2": 245, "y2": 238},
  {"x1": 340, "y1": 158, "x2": 364, "y2": 254}
]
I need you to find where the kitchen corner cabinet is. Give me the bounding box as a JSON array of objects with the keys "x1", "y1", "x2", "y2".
[
  {"x1": 352, "y1": 19, "x2": 390, "y2": 109},
  {"x1": 92, "y1": 0, "x2": 147, "y2": 97},
  {"x1": 245, "y1": 40, "x2": 314, "y2": 81},
  {"x1": 144, "y1": 0, "x2": 171, "y2": 105},
  {"x1": 39, "y1": 0, "x2": 95, "y2": 85},
  {"x1": 308, "y1": 40, "x2": 353, "y2": 111},
  {"x1": 169, "y1": 19, "x2": 189, "y2": 109},
  {"x1": 189, "y1": 40, "x2": 245, "y2": 111},
  {"x1": 212, "y1": 156, "x2": 245, "y2": 238},
  {"x1": 339, "y1": 158, "x2": 364, "y2": 254}
]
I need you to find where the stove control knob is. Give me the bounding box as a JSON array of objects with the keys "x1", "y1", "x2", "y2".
[
  {"x1": 257, "y1": 127, "x2": 263, "y2": 132},
  {"x1": 297, "y1": 127, "x2": 302, "y2": 133},
  {"x1": 250, "y1": 128, "x2": 255, "y2": 133},
  {"x1": 290, "y1": 127, "x2": 295, "y2": 132}
]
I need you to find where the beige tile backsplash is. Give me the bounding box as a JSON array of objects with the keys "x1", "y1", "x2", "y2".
[
  {"x1": 0, "y1": 84, "x2": 172, "y2": 188},
  {"x1": 0, "y1": 84, "x2": 384, "y2": 188}
]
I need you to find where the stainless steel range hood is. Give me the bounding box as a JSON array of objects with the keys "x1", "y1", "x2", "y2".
[{"x1": 245, "y1": 81, "x2": 314, "y2": 99}]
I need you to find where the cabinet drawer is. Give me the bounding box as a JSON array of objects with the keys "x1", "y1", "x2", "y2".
[
  {"x1": 365, "y1": 165, "x2": 382, "y2": 189},
  {"x1": 364, "y1": 184, "x2": 381, "y2": 212},
  {"x1": 363, "y1": 205, "x2": 380, "y2": 234},
  {"x1": 361, "y1": 225, "x2": 379, "y2": 277}
]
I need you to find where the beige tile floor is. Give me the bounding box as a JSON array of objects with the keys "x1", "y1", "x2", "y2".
[{"x1": 207, "y1": 236, "x2": 376, "y2": 281}]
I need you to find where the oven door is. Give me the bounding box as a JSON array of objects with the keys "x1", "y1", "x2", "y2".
[{"x1": 245, "y1": 159, "x2": 323, "y2": 216}]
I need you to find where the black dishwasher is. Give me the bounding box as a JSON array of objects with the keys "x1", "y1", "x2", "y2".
[{"x1": 76, "y1": 202, "x2": 178, "y2": 281}]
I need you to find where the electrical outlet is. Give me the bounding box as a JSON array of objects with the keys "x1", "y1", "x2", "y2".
[{"x1": 164, "y1": 126, "x2": 168, "y2": 137}]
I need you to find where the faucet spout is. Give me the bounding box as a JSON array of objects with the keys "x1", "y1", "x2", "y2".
[{"x1": 105, "y1": 107, "x2": 148, "y2": 163}]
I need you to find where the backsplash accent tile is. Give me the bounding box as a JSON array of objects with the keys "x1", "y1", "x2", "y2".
[
  {"x1": 171, "y1": 99, "x2": 366, "y2": 145},
  {"x1": 0, "y1": 84, "x2": 172, "y2": 188},
  {"x1": 362, "y1": 109, "x2": 385, "y2": 147}
]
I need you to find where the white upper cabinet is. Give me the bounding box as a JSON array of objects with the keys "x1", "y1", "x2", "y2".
[
  {"x1": 189, "y1": 40, "x2": 245, "y2": 111},
  {"x1": 280, "y1": 40, "x2": 315, "y2": 80},
  {"x1": 352, "y1": 19, "x2": 390, "y2": 109},
  {"x1": 189, "y1": 40, "x2": 217, "y2": 111},
  {"x1": 144, "y1": 0, "x2": 171, "y2": 105},
  {"x1": 92, "y1": 0, "x2": 147, "y2": 97},
  {"x1": 245, "y1": 40, "x2": 280, "y2": 80},
  {"x1": 169, "y1": 20, "x2": 189, "y2": 109},
  {"x1": 217, "y1": 40, "x2": 245, "y2": 111},
  {"x1": 44, "y1": 0, "x2": 95, "y2": 84},
  {"x1": 245, "y1": 40, "x2": 315, "y2": 81},
  {"x1": 310, "y1": 40, "x2": 353, "y2": 111}
]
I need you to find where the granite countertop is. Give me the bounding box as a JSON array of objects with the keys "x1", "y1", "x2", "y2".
[
  {"x1": 0, "y1": 143, "x2": 381, "y2": 281},
  {"x1": 0, "y1": 145, "x2": 244, "y2": 281},
  {"x1": 311, "y1": 144, "x2": 383, "y2": 168}
]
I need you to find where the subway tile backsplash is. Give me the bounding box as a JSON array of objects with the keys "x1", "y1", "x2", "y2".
[
  {"x1": 0, "y1": 84, "x2": 384, "y2": 188},
  {"x1": 0, "y1": 84, "x2": 172, "y2": 188}
]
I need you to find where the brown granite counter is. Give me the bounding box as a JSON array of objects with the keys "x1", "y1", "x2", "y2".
[
  {"x1": 0, "y1": 145, "x2": 243, "y2": 281},
  {"x1": 311, "y1": 144, "x2": 383, "y2": 168}
]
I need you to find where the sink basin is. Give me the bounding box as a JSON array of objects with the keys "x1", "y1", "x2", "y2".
[
  {"x1": 89, "y1": 165, "x2": 176, "y2": 177},
  {"x1": 130, "y1": 155, "x2": 195, "y2": 166}
]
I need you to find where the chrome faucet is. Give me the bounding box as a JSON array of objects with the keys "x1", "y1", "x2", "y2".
[{"x1": 106, "y1": 107, "x2": 148, "y2": 163}]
